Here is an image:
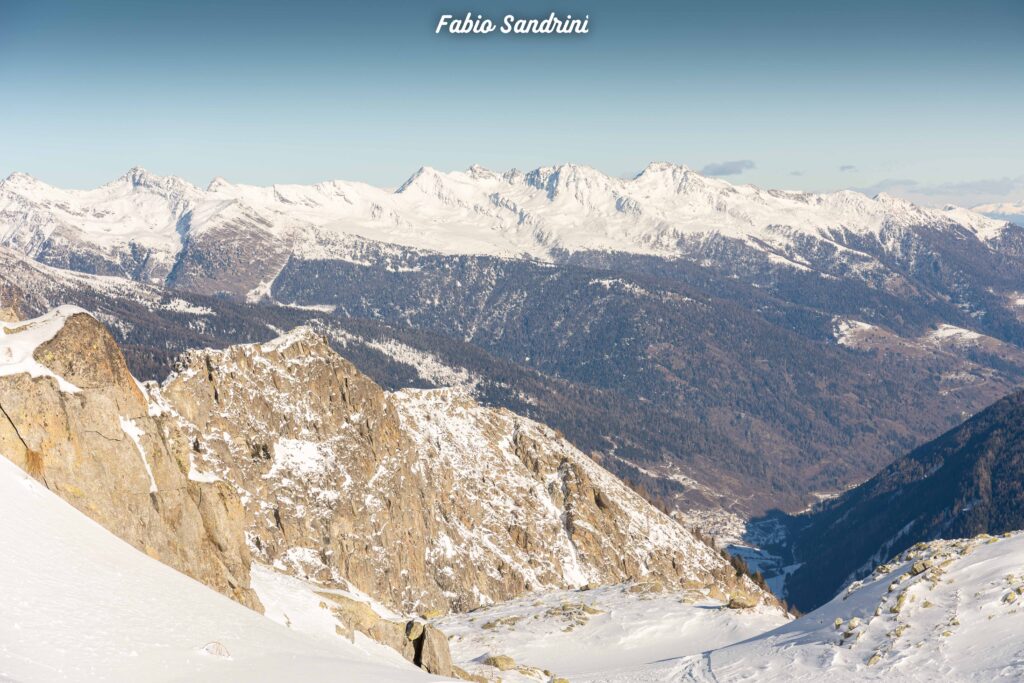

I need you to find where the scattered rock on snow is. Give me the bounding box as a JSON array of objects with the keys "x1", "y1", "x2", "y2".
[
  {"x1": 728, "y1": 595, "x2": 759, "y2": 609},
  {"x1": 483, "y1": 653, "x2": 516, "y2": 671}
]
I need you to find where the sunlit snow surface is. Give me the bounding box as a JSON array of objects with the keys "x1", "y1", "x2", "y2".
[
  {"x1": 0, "y1": 456, "x2": 437, "y2": 683},
  {"x1": 622, "y1": 534, "x2": 1024, "y2": 682},
  {"x1": 435, "y1": 584, "x2": 789, "y2": 682},
  {"x1": 438, "y1": 534, "x2": 1024, "y2": 682},
  {"x1": 0, "y1": 163, "x2": 1009, "y2": 267}
]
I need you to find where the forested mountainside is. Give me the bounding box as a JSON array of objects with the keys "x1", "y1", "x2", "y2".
[
  {"x1": 7, "y1": 246, "x2": 1024, "y2": 515},
  {"x1": 4, "y1": 164, "x2": 1024, "y2": 515},
  {"x1": 784, "y1": 389, "x2": 1024, "y2": 611}
]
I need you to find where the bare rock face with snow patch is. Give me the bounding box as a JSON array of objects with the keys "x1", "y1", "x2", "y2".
[
  {"x1": 156, "y1": 327, "x2": 768, "y2": 615},
  {"x1": 0, "y1": 308, "x2": 261, "y2": 611}
]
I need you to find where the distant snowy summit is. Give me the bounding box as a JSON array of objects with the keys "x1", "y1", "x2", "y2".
[
  {"x1": 0, "y1": 162, "x2": 1010, "y2": 269},
  {"x1": 973, "y1": 199, "x2": 1024, "y2": 224}
]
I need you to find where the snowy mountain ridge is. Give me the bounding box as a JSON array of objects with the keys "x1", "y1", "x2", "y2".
[{"x1": 0, "y1": 163, "x2": 1009, "y2": 276}]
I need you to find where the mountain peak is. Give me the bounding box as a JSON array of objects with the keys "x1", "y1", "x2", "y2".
[
  {"x1": 120, "y1": 166, "x2": 154, "y2": 187},
  {"x1": 395, "y1": 165, "x2": 439, "y2": 194},
  {"x1": 2, "y1": 171, "x2": 37, "y2": 184},
  {"x1": 636, "y1": 161, "x2": 692, "y2": 178},
  {"x1": 207, "y1": 176, "x2": 232, "y2": 192},
  {"x1": 465, "y1": 164, "x2": 498, "y2": 180},
  {"x1": 109, "y1": 167, "x2": 201, "y2": 203},
  {"x1": 0, "y1": 171, "x2": 47, "y2": 193}
]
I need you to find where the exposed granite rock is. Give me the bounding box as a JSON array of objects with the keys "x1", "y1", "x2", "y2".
[
  {"x1": 483, "y1": 654, "x2": 516, "y2": 671},
  {"x1": 156, "y1": 327, "x2": 769, "y2": 615},
  {"x1": 728, "y1": 595, "x2": 759, "y2": 609},
  {"x1": 0, "y1": 309, "x2": 261, "y2": 611},
  {"x1": 0, "y1": 304, "x2": 20, "y2": 323},
  {"x1": 414, "y1": 624, "x2": 453, "y2": 677},
  {"x1": 317, "y1": 591, "x2": 453, "y2": 676},
  {"x1": 0, "y1": 308, "x2": 769, "y2": 631}
]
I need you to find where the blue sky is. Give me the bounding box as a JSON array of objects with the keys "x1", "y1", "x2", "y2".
[{"x1": 1, "y1": 0, "x2": 1022, "y2": 206}]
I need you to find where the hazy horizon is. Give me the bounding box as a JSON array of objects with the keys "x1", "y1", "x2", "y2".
[{"x1": 2, "y1": 0, "x2": 1022, "y2": 207}]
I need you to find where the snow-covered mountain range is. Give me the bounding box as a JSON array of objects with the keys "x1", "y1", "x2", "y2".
[
  {"x1": 5, "y1": 162, "x2": 1024, "y2": 532},
  {"x1": 0, "y1": 164, "x2": 1010, "y2": 282},
  {"x1": 11, "y1": 302, "x2": 1024, "y2": 682}
]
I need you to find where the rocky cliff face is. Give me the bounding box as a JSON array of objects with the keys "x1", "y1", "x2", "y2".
[
  {"x1": 156, "y1": 328, "x2": 767, "y2": 615},
  {"x1": 0, "y1": 308, "x2": 261, "y2": 611},
  {"x1": 0, "y1": 305, "x2": 769, "y2": 625}
]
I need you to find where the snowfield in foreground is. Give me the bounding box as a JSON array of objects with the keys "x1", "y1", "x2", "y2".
[
  {"x1": 5, "y1": 434, "x2": 1024, "y2": 682},
  {"x1": 435, "y1": 584, "x2": 789, "y2": 682},
  {"x1": 668, "y1": 533, "x2": 1024, "y2": 682},
  {"x1": 0, "y1": 455, "x2": 436, "y2": 683},
  {"x1": 437, "y1": 533, "x2": 1024, "y2": 682}
]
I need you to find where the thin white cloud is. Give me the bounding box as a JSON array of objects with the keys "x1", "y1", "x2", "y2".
[
  {"x1": 701, "y1": 160, "x2": 755, "y2": 176},
  {"x1": 853, "y1": 175, "x2": 1024, "y2": 208}
]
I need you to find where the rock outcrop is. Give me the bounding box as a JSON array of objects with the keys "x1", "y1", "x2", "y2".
[
  {"x1": 156, "y1": 327, "x2": 768, "y2": 614},
  {"x1": 0, "y1": 307, "x2": 769, "y2": 630},
  {"x1": 317, "y1": 592, "x2": 454, "y2": 677},
  {"x1": 0, "y1": 308, "x2": 261, "y2": 611}
]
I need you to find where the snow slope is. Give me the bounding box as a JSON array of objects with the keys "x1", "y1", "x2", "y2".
[
  {"x1": 0, "y1": 164, "x2": 1009, "y2": 266},
  {"x1": 435, "y1": 584, "x2": 789, "y2": 682},
  {"x1": 0, "y1": 455, "x2": 442, "y2": 683},
  {"x1": 0, "y1": 305, "x2": 86, "y2": 393},
  {"x1": 614, "y1": 533, "x2": 1024, "y2": 682},
  {"x1": 434, "y1": 532, "x2": 1024, "y2": 682}
]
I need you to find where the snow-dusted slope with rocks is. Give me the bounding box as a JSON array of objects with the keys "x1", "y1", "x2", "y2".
[
  {"x1": 452, "y1": 533, "x2": 1024, "y2": 682},
  {"x1": 435, "y1": 583, "x2": 789, "y2": 682},
  {"x1": 0, "y1": 164, "x2": 1008, "y2": 276},
  {"x1": 0, "y1": 454, "x2": 439, "y2": 683},
  {"x1": 152, "y1": 327, "x2": 769, "y2": 615},
  {"x1": 667, "y1": 533, "x2": 1024, "y2": 682}
]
